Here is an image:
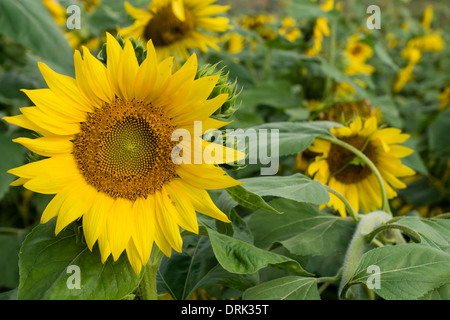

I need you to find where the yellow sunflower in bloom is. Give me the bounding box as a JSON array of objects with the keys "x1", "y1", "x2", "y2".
[
  {"x1": 308, "y1": 117, "x2": 415, "y2": 216},
  {"x1": 119, "y1": 0, "x2": 232, "y2": 61},
  {"x1": 3, "y1": 34, "x2": 243, "y2": 275}
]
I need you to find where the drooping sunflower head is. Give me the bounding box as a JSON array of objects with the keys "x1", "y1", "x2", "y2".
[
  {"x1": 308, "y1": 116, "x2": 416, "y2": 216},
  {"x1": 119, "y1": 0, "x2": 232, "y2": 62},
  {"x1": 3, "y1": 33, "x2": 243, "y2": 275}
]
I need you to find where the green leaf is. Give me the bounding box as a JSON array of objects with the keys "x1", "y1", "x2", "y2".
[
  {"x1": 428, "y1": 108, "x2": 450, "y2": 154},
  {"x1": 0, "y1": 233, "x2": 25, "y2": 288},
  {"x1": 18, "y1": 219, "x2": 141, "y2": 300},
  {"x1": 216, "y1": 173, "x2": 330, "y2": 214},
  {"x1": 393, "y1": 217, "x2": 450, "y2": 250},
  {"x1": 207, "y1": 228, "x2": 313, "y2": 276},
  {"x1": 157, "y1": 235, "x2": 258, "y2": 300},
  {"x1": 248, "y1": 199, "x2": 355, "y2": 256},
  {"x1": 419, "y1": 283, "x2": 450, "y2": 300},
  {"x1": 240, "y1": 80, "x2": 301, "y2": 110},
  {"x1": 0, "y1": 132, "x2": 26, "y2": 201},
  {"x1": 374, "y1": 42, "x2": 399, "y2": 72},
  {"x1": 243, "y1": 276, "x2": 320, "y2": 300},
  {"x1": 344, "y1": 244, "x2": 450, "y2": 300},
  {"x1": 240, "y1": 174, "x2": 330, "y2": 205},
  {"x1": 225, "y1": 185, "x2": 282, "y2": 214},
  {"x1": 0, "y1": 0, "x2": 74, "y2": 75}
]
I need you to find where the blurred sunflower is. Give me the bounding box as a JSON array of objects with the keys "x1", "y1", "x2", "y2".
[
  {"x1": 119, "y1": 0, "x2": 232, "y2": 61},
  {"x1": 438, "y1": 87, "x2": 450, "y2": 110},
  {"x1": 308, "y1": 116, "x2": 415, "y2": 216},
  {"x1": 344, "y1": 35, "x2": 375, "y2": 77},
  {"x1": 42, "y1": 0, "x2": 66, "y2": 26},
  {"x1": 278, "y1": 17, "x2": 301, "y2": 42},
  {"x1": 3, "y1": 34, "x2": 243, "y2": 275}
]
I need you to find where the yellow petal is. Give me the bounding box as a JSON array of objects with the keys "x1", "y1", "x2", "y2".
[
  {"x1": 177, "y1": 163, "x2": 242, "y2": 190},
  {"x1": 21, "y1": 88, "x2": 86, "y2": 122},
  {"x1": 98, "y1": 227, "x2": 112, "y2": 263},
  {"x1": 55, "y1": 181, "x2": 97, "y2": 235},
  {"x1": 134, "y1": 40, "x2": 158, "y2": 101},
  {"x1": 126, "y1": 238, "x2": 143, "y2": 275},
  {"x1": 41, "y1": 181, "x2": 81, "y2": 224},
  {"x1": 106, "y1": 32, "x2": 124, "y2": 98},
  {"x1": 107, "y1": 197, "x2": 133, "y2": 261},
  {"x1": 154, "y1": 190, "x2": 183, "y2": 253},
  {"x1": 81, "y1": 47, "x2": 115, "y2": 103},
  {"x1": 164, "y1": 183, "x2": 198, "y2": 234},
  {"x1": 172, "y1": 93, "x2": 228, "y2": 127},
  {"x1": 2, "y1": 114, "x2": 57, "y2": 137},
  {"x1": 118, "y1": 40, "x2": 139, "y2": 101},
  {"x1": 19, "y1": 107, "x2": 80, "y2": 136},
  {"x1": 12, "y1": 137, "x2": 73, "y2": 157},
  {"x1": 83, "y1": 191, "x2": 114, "y2": 250},
  {"x1": 171, "y1": 178, "x2": 230, "y2": 222},
  {"x1": 74, "y1": 50, "x2": 103, "y2": 108},
  {"x1": 38, "y1": 62, "x2": 93, "y2": 113},
  {"x1": 124, "y1": 1, "x2": 152, "y2": 20},
  {"x1": 131, "y1": 196, "x2": 155, "y2": 265},
  {"x1": 171, "y1": 0, "x2": 186, "y2": 22}
]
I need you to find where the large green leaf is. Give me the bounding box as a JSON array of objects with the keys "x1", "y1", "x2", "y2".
[
  {"x1": 343, "y1": 244, "x2": 450, "y2": 300},
  {"x1": 207, "y1": 228, "x2": 313, "y2": 276},
  {"x1": 392, "y1": 216, "x2": 450, "y2": 250},
  {"x1": 157, "y1": 235, "x2": 258, "y2": 300},
  {"x1": 248, "y1": 199, "x2": 355, "y2": 256},
  {"x1": 243, "y1": 276, "x2": 320, "y2": 300},
  {"x1": 0, "y1": 233, "x2": 25, "y2": 289},
  {"x1": 217, "y1": 173, "x2": 330, "y2": 214},
  {"x1": 225, "y1": 185, "x2": 282, "y2": 215},
  {"x1": 428, "y1": 108, "x2": 450, "y2": 154},
  {"x1": 18, "y1": 219, "x2": 141, "y2": 300},
  {"x1": 0, "y1": 0, "x2": 74, "y2": 75},
  {"x1": 240, "y1": 174, "x2": 330, "y2": 205},
  {"x1": 249, "y1": 121, "x2": 339, "y2": 159}
]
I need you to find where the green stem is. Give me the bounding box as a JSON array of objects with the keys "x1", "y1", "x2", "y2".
[
  {"x1": 339, "y1": 211, "x2": 392, "y2": 299},
  {"x1": 323, "y1": 185, "x2": 359, "y2": 223},
  {"x1": 317, "y1": 135, "x2": 392, "y2": 215},
  {"x1": 140, "y1": 245, "x2": 164, "y2": 300}
]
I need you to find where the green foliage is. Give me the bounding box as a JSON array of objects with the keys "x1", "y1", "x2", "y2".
[{"x1": 0, "y1": 0, "x2": 449, "y2": 302}]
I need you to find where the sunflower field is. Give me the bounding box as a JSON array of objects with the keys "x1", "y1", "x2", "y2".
[{"x1": 0, "y1": 0, "x2": 449, "y2": 303}]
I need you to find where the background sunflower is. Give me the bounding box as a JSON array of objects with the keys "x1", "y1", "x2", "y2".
[{"x1": 119, "y1": 0, "x2": 232, "y2": 62}]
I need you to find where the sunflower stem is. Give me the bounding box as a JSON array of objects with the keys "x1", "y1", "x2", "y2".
[
  {"x1": 323, "y1": 185, "x2": 359, "y2": 222},
  {"x1": 140, "y1": 245, "x2": 164, "y2": 300},
  {"x1": 316, "y1": 135, "x2": 392, "y2": 215}
]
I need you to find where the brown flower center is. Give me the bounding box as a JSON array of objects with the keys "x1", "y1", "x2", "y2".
[
  {"x1": 327, "y1": 135, "x2": 377, "y2": 184},
  {"x1": 73, "y1": 99, "x2": 177, "y2": 201},
  {"x1": 144, "y1": 5, "x2": 195, "y2": 47}
]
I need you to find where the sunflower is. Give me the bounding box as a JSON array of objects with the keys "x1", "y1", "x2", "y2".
[
  {"x1": 308, "y1": 116, "x2": 415, "y2": 216},
  {"x1": 3, "y1": 34, "x2": 243, "y2": 275},
  {"x1": 119, "y1": 0, "x2": 231, "y2": 62}
]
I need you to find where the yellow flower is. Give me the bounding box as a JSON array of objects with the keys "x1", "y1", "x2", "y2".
[
  {"x1": 279, "y1": 17, "x2": 301, "y2": 42},
  {"x1": 422, "y1": 5, "x2": 434, "y2": 30},
  {"x1": 240, "y1": 14, "x2": 277, "y2": 41},
  {"x1": 406, "y1": 33, "x2": 445, "y2": 53},
  {"x1": 308, "y1": 117, "x2": 415, "y2": 216},
  {"x1": 394, "y1": 63, "x2": 415, "y2": 92},
  {"x1": 438, "y1": 87, "x2": 450, "y2": 110},
  {"x1": 223, "y1": 32, "x2": 245, "y2": 54},
  {"x1": 306, "y1": 17, "x2": 330, "y2": 56},
  {"x1": 344, "y1": 36, "x2": 375, "y2": 77},
  {"x1": 119, "y1": 0, "x2": 232, "y2": 62},
  {"x1": 3, "y1": 34, "x2": 243, "y2": 275}
]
